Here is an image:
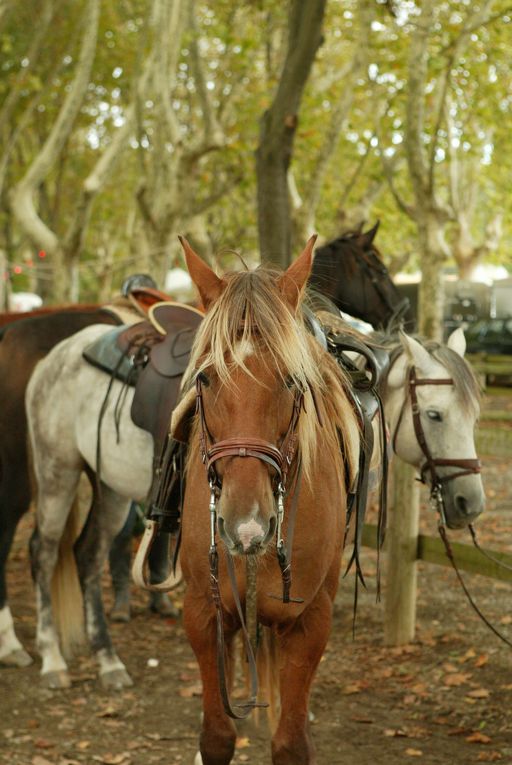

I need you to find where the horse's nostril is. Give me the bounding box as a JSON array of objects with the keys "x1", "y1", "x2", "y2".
[{"x1": 455, "y1": 494, "x2": 468, "y2": 515}]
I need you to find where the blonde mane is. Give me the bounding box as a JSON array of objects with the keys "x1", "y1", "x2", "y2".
[{"x1": 183, "y1": 267, "x2": 359, "y2": 485}]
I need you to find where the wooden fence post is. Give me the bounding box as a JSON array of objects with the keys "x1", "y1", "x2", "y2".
[{"x1": 384, "y1": 459, "x2": 420, "y2": 645}]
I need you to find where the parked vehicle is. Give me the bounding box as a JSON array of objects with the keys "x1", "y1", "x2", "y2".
[{"x1": 465, "y1": 318, "x2": 512, "y2": 355}]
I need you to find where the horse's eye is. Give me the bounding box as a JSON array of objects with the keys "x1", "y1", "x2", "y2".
[
  {"x1": 284, "y1": 375, "x2": 295, "y2": 390},
  {"x1": 197, "y1": 371, "x2": 210, "y2": 387},
  {"x1": 426, "y1": 410, "x2": 442, "y2": 422}
]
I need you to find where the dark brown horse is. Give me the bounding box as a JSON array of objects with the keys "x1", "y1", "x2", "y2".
[
  {"x1": 309, "y1": 222, "x2": 412, "y2": 329},
  {"x1": 0, "y1": 308, "x2": 123, "y2": 666}
]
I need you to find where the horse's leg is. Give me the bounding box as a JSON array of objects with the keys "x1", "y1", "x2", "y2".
[
  {"x1": 148, "y1": 530, "x2": 180, "y2": 617},
  {"x1": 31, "y1": 468, "x2": 82, "y2": 689},
  {"x1": 271, "y1": 590, "x2": 334, "y2": 765},
  {"x1": 183, "y1": 588, "x2": 237, "y2": 765},
  {"x1": 74, "y1": 483, "x2": 133, "y2": 690},
  {"x1": 0, "y1": 466, "x2": 33, "y2": 667},
  {"x1": 108, "y1": 503, "x2": 136, "y2": 623}
]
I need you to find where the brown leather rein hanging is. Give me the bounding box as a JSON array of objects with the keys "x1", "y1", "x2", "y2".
[
  {"x1": 393, "y1": 365, "x2": 512, "y2": 649},
  {"x1": 195, "y1": 374, "x2": 306, "y2": 719}
]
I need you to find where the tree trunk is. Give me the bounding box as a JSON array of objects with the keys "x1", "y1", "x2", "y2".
[
  {"x1": 417, "y1": 214, "x2": 446, "y2": 341},
  {"x1": 256, "y1": 0, "x2": 327, "y2": 268}
]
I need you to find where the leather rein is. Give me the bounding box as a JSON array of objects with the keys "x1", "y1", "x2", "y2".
[{"x1": 195, "y1": 374, "x2": 305, "y2": 719}]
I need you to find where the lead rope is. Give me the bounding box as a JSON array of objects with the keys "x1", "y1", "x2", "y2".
[
  {"x1": 468, "y1": 524, "x2": 512, "y2": 573},
  {"x1": 437, "y1": 520, "x2": 512, "y2": 649}
]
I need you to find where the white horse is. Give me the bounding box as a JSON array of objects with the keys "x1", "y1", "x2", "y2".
[
  {"x1": 26, "y1": 323, "x2": 156, "y2": 690},
  {"x1": 381, "y1": 328, "x2": 484, "y2": 527}
]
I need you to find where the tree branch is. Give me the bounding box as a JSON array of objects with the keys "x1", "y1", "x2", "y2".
[{"x1": 10, "y1": 0, "x2": 100, "y2": 253}]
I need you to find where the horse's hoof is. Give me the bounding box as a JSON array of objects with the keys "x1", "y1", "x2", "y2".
[
  {"x1": 100, "y1": 667, "x2": 133, "y2": 691},
  {"x1": 0, "y1": 648, "x2": 33, "y2": 667},
  {"x1": 149, "y1": 592, "x2": 180, "y2": 618},
  {"x1": 110, "y1": 603, "x2": 131, "y2": 623},
  {"x1": 194, "y1": 752, "x2": 203, "y2": 765},
  {"x1": 41, "y1": 670, "x2": 71, "y2": 689}
]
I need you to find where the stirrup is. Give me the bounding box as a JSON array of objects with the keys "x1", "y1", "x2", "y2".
[{"x1": 132, "y1": 520, "x2": 182, "y2": 591}]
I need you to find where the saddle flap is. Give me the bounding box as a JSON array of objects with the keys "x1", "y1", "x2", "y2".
[
  {"x1": 170, "y1": 386, "x2": 197, "y2": 443},
  {"x1": 147, "y1": 303, "x2": 203, "y2": 377}
]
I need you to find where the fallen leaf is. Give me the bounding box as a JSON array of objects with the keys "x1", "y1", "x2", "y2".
[
  {"x1": 32, "y1": 758, "x2": 54, "y2": 765},
  {"x1": 500, "y1": 615, "x2": 512, "y2": 625},
  {"x1": 76, "y1": 741, "x2": 91, "y2": 750},
  {"x1": 467, "y1": 688, "x2": 491, "y2": 699},
  {"x1": 476, "y1": 752, "x2": 503, "y2": 761},
  {"x1": 384, "y1": 729, "x2": 407, "y2": 737},
  {"x1": 350, "y1": 715, "x2": 373, "y2": 724},
  {"x1": 475, "y1": 654, "x2": 489, "y2": 668},
  {"x1": 178, "y1": 683, "x2": 202, "y2": 698},
  {"x1": 466, "y1": 732, "x2": 492, "y2": 744},
  {"x1": 405, "y1": 748, "x2": 423, "y2": 757},
  {"x1": 92, "y1": 754, "x2": 131, "y2": 765},
  {"x1": 443, "y1": 672, "x2": 472, "y2": 687},
  {"x1": 404, "y1": 726, "x2": 429, "y2": 739},
  {"x1": 235, "y1": 737, "x2": 250, "y2": 749},
  {"x1": 34, "y1": 738, "x2": 55, "y2": 749},
  {"x1": 342, "y1": 682, "x2": 365, "y2": 695},
  {"x1": 96, "y1": 706, "x2": 119, "y2": 718}
]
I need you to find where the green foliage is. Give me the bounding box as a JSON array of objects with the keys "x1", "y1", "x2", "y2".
[{"x1": 1, "y1": 0, "x2": 510, "y2": 300}]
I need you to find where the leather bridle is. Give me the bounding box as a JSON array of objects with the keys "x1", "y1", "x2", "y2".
[
  {"x1": 194, "y1": 373, "x2": 305, "y2": 719},
  {"x1": 392, "y1": 365, "x2": 481, "y2": 522}
]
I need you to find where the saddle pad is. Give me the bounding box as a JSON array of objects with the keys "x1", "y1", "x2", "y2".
[{"x1": 83, "y1": 324, "x2": 145, "y2": 386}]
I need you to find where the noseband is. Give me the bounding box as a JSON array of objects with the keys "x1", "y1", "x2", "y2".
[
  {"x1": 392, "y1": 365, "x2": 481, "y2": 520},
  {"x1": 195, "y1": 374, "x2": 303, "y2": 496}
]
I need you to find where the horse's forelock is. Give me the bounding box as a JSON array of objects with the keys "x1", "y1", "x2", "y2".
[{"x1": 183, "y1": 267, "x2": 359, "y2": 485}]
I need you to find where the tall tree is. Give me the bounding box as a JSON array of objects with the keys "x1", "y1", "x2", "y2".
[{"x1": 256, "y1": 0, "x2": 327, "y2": 267}]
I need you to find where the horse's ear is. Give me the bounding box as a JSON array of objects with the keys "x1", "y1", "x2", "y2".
[
  {"x1": 178, "y1": 236, "x2": 223, "y2": 310},
  {"x1": 279, "y1": 235, "x2": 317, "y2": 311},
  {"x1": 399, "y1": 331, "x2": 435, "y2": 377},
  {"x1": 361, "y1": 221, "x2": 380, "y2": 246},
  {"x1": 447, "y1": 327, "x2": 466, "y2": 357}
]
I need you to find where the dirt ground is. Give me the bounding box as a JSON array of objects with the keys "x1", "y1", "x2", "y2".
[{"x1": 1, "y1": 390, "x2": 511, "y2": 765}]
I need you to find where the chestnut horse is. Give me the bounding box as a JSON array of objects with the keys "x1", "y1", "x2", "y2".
[{"x1": 173, "y1": 238, "x2": 360, "y2": 765}]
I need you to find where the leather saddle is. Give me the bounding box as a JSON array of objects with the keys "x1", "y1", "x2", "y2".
[{"x1": 83, "y1": 302, "x2": 204, "y2": 452}]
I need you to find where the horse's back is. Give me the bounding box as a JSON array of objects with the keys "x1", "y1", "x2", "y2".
[{"x1": 27, "y1": 323, "x2": 153, "y2": 500}]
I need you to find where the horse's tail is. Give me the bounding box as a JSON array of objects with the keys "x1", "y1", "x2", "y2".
[
  {"x1": 51, "y1": 495, "x2": 85, "y2": 658},
  {"x1": 257, "y1": 627, "x2": 281, "y2": 733}
]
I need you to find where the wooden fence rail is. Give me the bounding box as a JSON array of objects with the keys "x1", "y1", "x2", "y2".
[{"x1": 362, "y1": 524, "x2": 512, "y2": 584}]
